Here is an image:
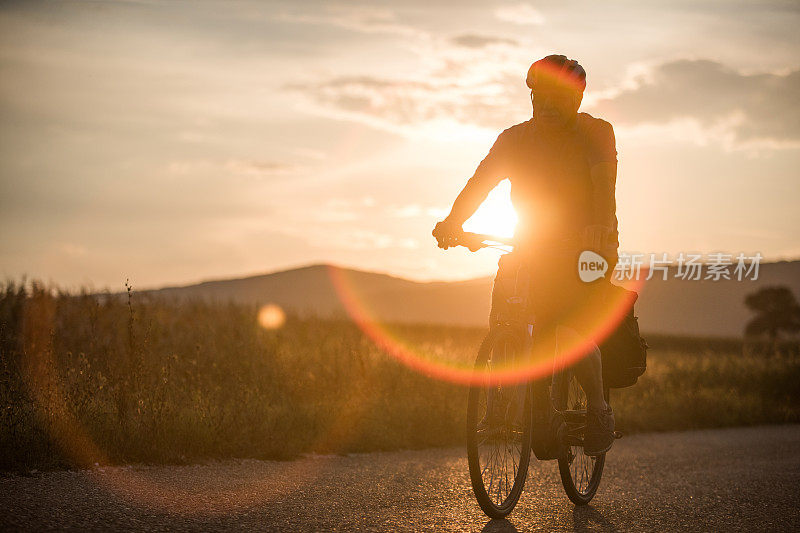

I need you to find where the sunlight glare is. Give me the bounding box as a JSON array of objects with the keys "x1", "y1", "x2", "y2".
[
  {"x1": 257, "y1": 304, "x2": 286, "y2": 330},
  {"x1": 462, "y1": 180, "x2": 518, "y2": 238}
]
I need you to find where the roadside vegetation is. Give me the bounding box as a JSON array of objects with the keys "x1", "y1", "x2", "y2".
[{"x1": 1, "y1": 282, "x2": 798, "y2": 471}]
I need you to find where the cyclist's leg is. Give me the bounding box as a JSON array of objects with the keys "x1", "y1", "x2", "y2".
[
  {"x1": 555, "y1": 325, "x2": 607, "y2": 412},
  {"x1": 527, "y1": 254, "x2": 569, "y2": 415},
  {"x1": 555, "y1": 325, "x2": 615, "y2": 455},
  {"x1": 530, "y1": 319, "x2": 567, "y2": 441},
  {"x1": 550, "y1": 326, "x2": 570, "y2": 410},
  {"x1": 537, "y1": 254, "x2": 610, "y2": 412}
]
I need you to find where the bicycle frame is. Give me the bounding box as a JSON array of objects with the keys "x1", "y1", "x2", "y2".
[
  {"x1": 455, "y1": 230, "x2": 610, "y2": 510},
  {"x1": 491, "y1": 282, "x2": 563, "y2": 461},
  {"x1": 475, "y1": 231, "x2": 596, "y2": 461}
]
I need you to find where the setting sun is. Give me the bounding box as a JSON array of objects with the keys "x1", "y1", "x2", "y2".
[{"x1": 461, "y1": 179, "x2": 518, "y2": 239}]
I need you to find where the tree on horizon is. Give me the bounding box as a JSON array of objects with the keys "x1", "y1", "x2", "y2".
[{"x1": 744, "y1": 286, "x2": 800, "y2": 354}]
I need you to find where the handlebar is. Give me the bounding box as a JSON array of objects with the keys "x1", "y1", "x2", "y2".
[
  {"x1": 436, "y1": 230, "x2": 580, "y2": 252},
  {"x1": 440, "y1": 231, "x2": 516, "y2": 252}
]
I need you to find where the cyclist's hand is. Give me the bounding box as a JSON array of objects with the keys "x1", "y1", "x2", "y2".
[
  {"x1": 582, "y1": 224, "x2": 612, "y2": 252},
  {"x1": 433, "y1": 219, "x2": 462, "y2": 249}
]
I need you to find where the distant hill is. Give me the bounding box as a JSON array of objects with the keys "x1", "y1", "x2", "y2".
[{"x1": 145, "y1": 261, "x2": 800, "y2": 338}]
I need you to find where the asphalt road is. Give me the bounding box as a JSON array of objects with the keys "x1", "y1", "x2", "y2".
[{"x1": 2, "y1": 425, "x2": 799, "y2": 532}]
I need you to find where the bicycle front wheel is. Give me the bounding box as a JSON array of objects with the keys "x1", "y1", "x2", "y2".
[
  {"x1": 557, "y1": 373, "x2": 607, "y2": 505},
  {"x1": 466, "y1": 329, "x2": 533, "y2": 519}
]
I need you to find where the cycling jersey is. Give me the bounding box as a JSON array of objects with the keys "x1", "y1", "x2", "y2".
[{"x1": 458, "y1": 112, "x2": 618, "y2": 252}]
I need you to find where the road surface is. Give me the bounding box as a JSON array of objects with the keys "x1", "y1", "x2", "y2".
[{"x1": 2, "y1": 425, "x2": 799, "y2": 532}]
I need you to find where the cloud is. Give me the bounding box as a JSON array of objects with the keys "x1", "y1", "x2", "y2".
[
  {"x1": 326, "y1": 197, "x2": 376, "y2": 209},
  {"x1": 494, "y1": 3, "x2": 545, "y2": 26},
  {"x1": 592, "y1": 59, "x2": 800, "y2": 147},
  {"x1": 304, "y1": 70, "x2": 523, "y2": 137},
  {"x1": 165, "y1": 159, "x2": 303, "y2": 178},
  {"x1": 282, "y1": 5, "x2": 537, "y2": 137},
  {"x1": 225, "y1": 159, "x2": 302, "y2": 176},
  {"x1": 292, "y1": 72, "x2": 523, "y2": 134},
  {"x1": 294, "y1": 55, "x2": 800, "y2": 150},
  {"x1": 450, "y1": 34, "x2": 518, "y2": 49},
  {"x1": 389, "y1": 204, "x2": 449, "y2": 218},
  {"x1": 278, "y1": 5, "x2": 423, "y2": 39}
]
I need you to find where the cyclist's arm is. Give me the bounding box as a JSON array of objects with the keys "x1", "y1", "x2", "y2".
[
  {"x1": 590, "y1": 162, "x2": 617, "y2": 229},
  {"x1": 585, "y1": 120, "x2": 619, "y2": 253},
  {"x1": 443, "y1": 131, "x2": 511, "y2": 226}
]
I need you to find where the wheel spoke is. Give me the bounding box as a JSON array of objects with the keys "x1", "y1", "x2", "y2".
[
  {"x1": 558, "y1": 371, "x2": 604, "y2": 501},
  {"x1": 468, "y1": 332, "x2": 532, "y2": 515}
]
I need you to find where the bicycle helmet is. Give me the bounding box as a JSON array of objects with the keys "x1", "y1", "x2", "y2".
[{"x1": 526, "y1": 55, "x2": 586, "y2": 94}]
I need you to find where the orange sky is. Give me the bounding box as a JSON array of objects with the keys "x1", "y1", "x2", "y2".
[{"x1": 1, "y1": 1, "x2": 798, "y2": 288}]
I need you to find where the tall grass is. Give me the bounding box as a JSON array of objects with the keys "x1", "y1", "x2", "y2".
[
  {"x1": 614, "y1": 346, "x2": 800, "y2": 433},
  {"x1": 1, "y1": 282, "x2": 798, "y2": 471}
]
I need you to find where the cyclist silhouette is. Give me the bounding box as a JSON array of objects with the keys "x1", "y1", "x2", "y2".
[{"x1": 433, "y1": 55, "x2": 618, "y2": 455}]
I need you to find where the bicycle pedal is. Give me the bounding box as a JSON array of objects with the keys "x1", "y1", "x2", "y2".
[{"x1": 613, "y1": 431, "x2": 624, "y2": 439}]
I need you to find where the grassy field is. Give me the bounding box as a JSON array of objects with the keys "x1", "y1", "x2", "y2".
[{"x1": 1, "y1": 283, "x2": 798, "y2": 471}]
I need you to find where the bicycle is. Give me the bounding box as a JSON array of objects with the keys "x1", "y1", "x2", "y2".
[{"x1": 444, "y1": 231, "x2": 612, "y2": 518}]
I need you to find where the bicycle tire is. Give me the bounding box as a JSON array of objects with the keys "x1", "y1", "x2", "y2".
[
  {"x1": 556, "y1": 375, "x2": 608, "y2": 505},
  {"x1": 466, "y1": 328, "x2": 533, "y2": 518}
]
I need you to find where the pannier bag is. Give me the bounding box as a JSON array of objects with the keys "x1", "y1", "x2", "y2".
[{"x1": 598, "y1": 283, "x2": 648, "y2": 388}]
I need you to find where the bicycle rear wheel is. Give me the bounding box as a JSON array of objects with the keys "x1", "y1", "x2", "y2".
[
  {"x1": 466, "y1": 329, "x2": 533, "y2": 518},
  {"x1": 556, "y1": 373, "x2": 606, "y2": 505}
]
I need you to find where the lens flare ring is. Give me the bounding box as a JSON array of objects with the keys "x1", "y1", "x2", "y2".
[{"x1": 326, "y1": 265, "x2": 645, "y2": 386}]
